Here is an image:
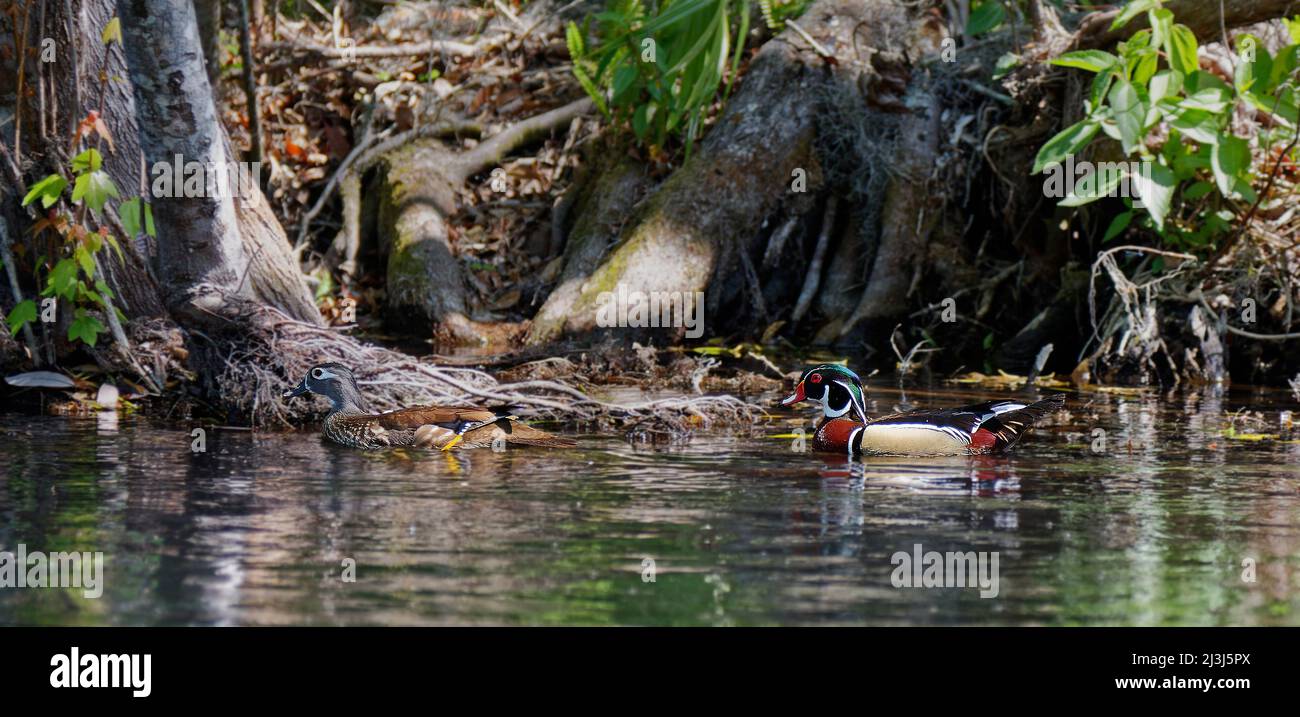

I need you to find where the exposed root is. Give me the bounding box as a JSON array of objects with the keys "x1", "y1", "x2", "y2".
[
  {"x1": 1086, "y1": 245, "x2": 1198, "y2": 383},
  {"x1": 205, "y1": 306, "x2": 766, "y2": 430}
]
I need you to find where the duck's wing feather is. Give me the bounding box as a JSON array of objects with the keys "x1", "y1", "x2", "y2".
[
  {"x1": 374, "y1": 405, "x2": 505, "y2": 431},
  {"x1": 372, "y1": 405, "x2": 576, "y2": 449},
  {"x1": 965, "y1": 394, "x2": 1066, "y2": 451},
  {"x1": 868, "y1": 409, "x2": 982, "y2": 434}
]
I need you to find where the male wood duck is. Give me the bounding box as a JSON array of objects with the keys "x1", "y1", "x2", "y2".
[
  {"x1": 282, "y1": 363, "x2": 576, "y2": 450},
  {"x1": 781, "y1": 364, "x2": 1064, "y2": 456}
]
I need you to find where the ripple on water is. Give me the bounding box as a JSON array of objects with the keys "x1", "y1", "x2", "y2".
[{"x1": 1, "y1": 384, "x2": 1299, "y2": 625}]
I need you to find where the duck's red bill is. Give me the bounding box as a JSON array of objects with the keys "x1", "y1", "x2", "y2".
[{"x1": 781, "y1": 382, "x2": 806, "y2": 406}]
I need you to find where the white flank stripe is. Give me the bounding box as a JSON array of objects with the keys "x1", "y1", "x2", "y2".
[
  {"x1": 847, "y1": 426, "x2": 864, "y2": 458},
  {"x1": 875, "y1": 423, "x2": 971, "y2": 444}
]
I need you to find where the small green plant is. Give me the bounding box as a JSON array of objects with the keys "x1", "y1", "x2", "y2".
[
  {"x1": 1033, "y1": 0, "x2": 1300, "y2": 252},
  {"x1": 4, "y1": 18, "x2": 154, "y2": 347},
  {"x1": 757, "y1": 0, "x2": 809, "y2": 31},
  {"x1": 966, "y1": 0, "x2": 1007, "y2": 37},
  {"x1": 568, "y1": 0, "x2": 764, "y2": 156}
]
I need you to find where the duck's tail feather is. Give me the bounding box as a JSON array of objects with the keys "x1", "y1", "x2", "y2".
[
  {"x1": 504, "y1": 422, "x2": 576, "y2": 448},
  {"x1": 976, "y1": 394, "x2": 1065, "y2": 452}
]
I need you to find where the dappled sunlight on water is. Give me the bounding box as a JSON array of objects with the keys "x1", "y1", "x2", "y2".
[{"x1": 2, "y1": 383, "x2": 1299, "y2": 625}]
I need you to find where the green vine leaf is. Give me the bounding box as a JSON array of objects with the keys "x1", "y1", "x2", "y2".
[
  {"x1": 68, "y1": 310, "x2": 105, "y2": 347},
  {"x1": 22, "y1": 174, "x2": 69, "y2": 208},
  {"x1": 102, "y1": 17, "x2": 122, "y2": 45},
  {"x1": 72, "y1": 148, "x2": 103, "y2": 173},
  {"x1": 72, "y1": 170, "x2": 120, "y2": 214},
  {"x1": 46, "y1": 258, "x2": 80, "y2": 300},
  {"x1": 5, "y1": 300, "x2": 37, "y2": 336}
]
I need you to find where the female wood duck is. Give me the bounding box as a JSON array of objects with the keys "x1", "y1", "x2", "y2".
[
  {"x1": 282, "y1": 363, "x2": 575, "y2": 450},
  {"x1": 781, "y1": 364, "x2": 1064, "y2": 456}
]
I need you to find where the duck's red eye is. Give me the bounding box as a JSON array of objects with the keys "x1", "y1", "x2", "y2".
[{"x1": 809, "y1": 374, "x2": 822, "y2": 384}]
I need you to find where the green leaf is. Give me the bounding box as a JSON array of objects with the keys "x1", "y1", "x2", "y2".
[
  {"x1": 611, "y1": 65, "x2": 638, "y2": 104},
  {"x1": 1180, "y1": 86, "x2": 1232, "y2": 113},
  {"x1": 71, "y1": 148, "x2": 103, "y2": 173},
  {"x1": 102, "y1": 17, "x2": 122, "y2": 45},
  {"x1": 992, "y1": 53, "x2": 1020, "y2": 80},
  {"x1": 1183, "y1": 180, "x2": 1215, "y2": 200},
  {"x1": 966, "y1": 1, "x2": 1005, "y2": 37},
  {"x1": 1131, "y1": 161, "x2": 1175, "y2": 230},
  {"x1": 5, "y1": 299, "x2": 37, "y2": 335},
  {"x1": 565, "y1": 21, "x2": 585, "y2": 61},
  {"x1": 46, "y1": 258, "x2": 80, "y2": 299},
  {"x1": 1089, "y1": 69, "x2": 1116, "y2": 110},
  {"x1": 1168, "y1": 24, "x2": 1199, "y2": 75},
  {"x1": 1109, "y1": 79, "x2": 1145, "y2": 155},
  {"x1": 1060, "y1": 165, "x2": 1124, "y2": 207},
  {"x1": 74, "y1": 245, "x2": 95, "y2": 279},
  {"x1": 1110, "y1": 0, "x2": 1158, "y2": 31},
  {"x1": 120, "y1": 197, "x2": 143, "y2": 237},
  {"x1": 1211, "y1": 136, "x2": 1250, "y2": 197},
  {"x1": 1149, "y1": 8, "x2": 1173, "y2": 53},
  {"x1": 632, "y1": 102, "x2": 654, "y2": 140},
  {"x1": 1285, "y1": 17, "x2": 1300, "y2": 44},
  {"x1": 1148, "y1": 69, "x2": 1183, "y2": 104},
  {"x1": 1169, "y1": 108, "x2": 1221, "y2": 144},
  {"x1": 72, "y1": 170, "x2": 120, "y2": 213},
  {"x1": 1131, "y1": 48, "x2": 1159, "y2": 86},
  {"x1": 572, "y1": 64, "x2": 608, "y2": 116},
  {"x1": 1103, "y1": 211, "x2": 1133, "y2": 242},
  {"x1": 1051, "y1": 50, "x2": 1118, "y2": 73},
  {"x1": 1234, "y1": 38, "x2": 1273, "y2": 94},
  {"x1": 68, "y1": 311, "x2": 105, "y2": 347},
  {"x1": 94, "y1": 279, "x2": 116, "y2": 301},
  {"x1": 1033, "y1": 119, "x2": 1100, "y2": 174},
  {"x1": 1270, "y1": 45, "x2": 1300, "y2": 90},
  {"x1": 22, "y1": 174, "x2": 68, "y2": 209}
]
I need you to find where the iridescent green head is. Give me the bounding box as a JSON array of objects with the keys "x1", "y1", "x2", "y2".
[{"x1": 780, "y1": 364, "x2": 868, "y2": 423}]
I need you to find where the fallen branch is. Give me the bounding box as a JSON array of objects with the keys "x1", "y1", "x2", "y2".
[
  {"x1": 1071, "y1": 0, "x2": 1297, "y2": 51},
  {"x1": 261, "y1": 35, "x2": 507, "y2": 60}
]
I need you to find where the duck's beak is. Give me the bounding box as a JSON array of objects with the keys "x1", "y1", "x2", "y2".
[
  {"x1": 780, "y1": 381, "x2": 806, "y2": 407},
  {"x1": 282, "y1": 379, "x2": 309, "y2": 399}
]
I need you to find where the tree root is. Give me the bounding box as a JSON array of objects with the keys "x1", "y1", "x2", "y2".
[{"x1": 203, "y1": 305, "x2": 765, "y2": 430}]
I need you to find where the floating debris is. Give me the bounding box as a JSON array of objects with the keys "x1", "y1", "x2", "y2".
[{"x1": 4, "y1": 371, "x2": 78, "y2": 389}]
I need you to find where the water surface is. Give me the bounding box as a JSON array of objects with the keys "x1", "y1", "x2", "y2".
[{"x1": 2, "y1": 385, "x2": 1299, "y2": 625}]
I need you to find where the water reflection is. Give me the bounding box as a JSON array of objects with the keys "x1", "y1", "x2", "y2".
[{"x1": 1, "y1": 385, "x2": 1299, "y2": 625}]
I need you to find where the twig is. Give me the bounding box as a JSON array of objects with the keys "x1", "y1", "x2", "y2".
[
  {"x1": 262, "y1": 36, "x2": 505, "y2": 60},
  {"x1": 238, "y1": 0, "x2": 264, "y2": 166},
  {"x1": 786, "y1": 20, "x2": 834, "y2": 60},
  {"x1": 1194, "y1": 291, "x2": 1300, "y2": 340}
]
